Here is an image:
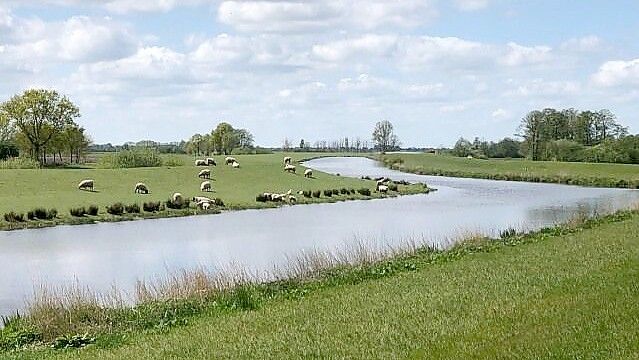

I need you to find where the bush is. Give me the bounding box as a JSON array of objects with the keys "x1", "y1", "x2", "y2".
[
  {"x1": 125, "y1": 203, "x2": 140, "y2": 213},
  {"x1": 388, "y1": 184, "x2": 398, "y2": 192},
  {"x1": 213, "y1": 198, "x2": 224, "y2": 207},
  {"x1": 349, "y1": 188, "x2": 356, "y2": 194},
  {"x1": 357, "y1": 188, "x2": 371, "y2": 196},
  {"x1": 302, "y1": 190, "x2": 312, "y2": 198},
  {"x1": 27, "y1": 211, "x2": 35, "y2": 220},
  {"x1": 4, "y1": 211, "x2": 25, "y2": 222},
  {"x1": 340, "y1": 188, "x2": 349, "y2": 194},
  {"x1": 332, "y1": 189, "x2": 340, "y2": 196},
  {"x1": 256, "y1": 194, "x2": 268, "y2": 202},
  {"x1": 106, "y1": 203, "x2": 125, "y2": 215},
  {"x1": 166, "y1": 198, "x2": 189, "y2": 210},
  {"x1": 97, "y1": 148, "x2": 163, "y2": 168},
  {"x1": 87, "y1": 205, "x2": 99, "y2": 216},
  {"x1": 0, "y1": 157, "x2": 39, "y2": 169},
  {"x1": 70, "y1": 207, "x2": 87, "y2": 217},
  {"x1": 312, "y1": 190, "x2": 321, "y2": 198},
  {"x1": 143, "y1": 201, "x2": 162, "y2": 212},
  {"x1": 323, "y1": 189, "x2": 333, "y2": 197},
  {"x1": 27, "y1": 208, "x2": 56, "y2": 220}
]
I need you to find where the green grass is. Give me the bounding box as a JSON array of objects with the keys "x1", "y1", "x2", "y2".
[
  {"x1": 0, "y1": 153, "x2": 426, "y2": 230},
  {"x1": 382, "y1": 153, "x2": 639, "y2": 188},
  {"x1": 3, "y1": 209, "x2": 638, "y2": 359}
]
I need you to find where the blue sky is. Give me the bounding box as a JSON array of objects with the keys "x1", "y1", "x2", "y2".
[{"x1": 1, "y1": 1, "x2": 638, "y2": 147}]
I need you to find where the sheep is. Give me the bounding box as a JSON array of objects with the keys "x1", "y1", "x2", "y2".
[
  {"x1": 200, "y1": 181, "x2": 212, "y2": 192},
  {"x1": 288, "y1": 195, "x2": 297, "y2": 204},
  {"x1": 283, "y1": 156, "x2": 292, "y2": 165},
  {"x1": 284, "y1": 164, "x2": 296, "y2": 173},
  {"x1": 200, "y1": 201, "x2": 211, "y2": 210},
  {"x1": 78, "y1": 179, "x2": 94, "y2": 191},
  {"x1": 134, "y1": 182, "x2": 149, "y2": 194},
  {"x1": 376, "y1": 178, "x2": 388, "y2": 187},
  {"x1": 195, "y1": 159, "x2": 207, "y2": 166},
  {"x1": 232, "y1": 161, "x2": 240, "y2": 168},
  {"x1": 192, "y1": 196, "x2": 212, "y2": 203},
  {"x1": 198, "y1": 169, "x2": 211, "y2": 179},
  {"x1": 377, "y1": 185, "x2": 389, "y2": 193},
  {"x1": 206, "y1": 158, "x2": 216, "y2": 166},
  {"x1": 225, "y1": 156, "x2": 237, "y2": 165},
  {"x1": 304, "y1": 169, "x2": 313, "y2": 178},
  {"x1": 172, "y1": 192, "x2": 184, "y2": 204}
]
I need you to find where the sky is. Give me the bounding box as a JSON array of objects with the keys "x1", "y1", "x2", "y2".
[{"x1": 0, "y1": 1, "x2": 638, "y2": 147}]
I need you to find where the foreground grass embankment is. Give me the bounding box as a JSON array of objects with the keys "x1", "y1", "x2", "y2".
[
  {"x1": 382, "y1": 153, "x2": 639, "y2": 188},
  {"x1": 0, "y1": 153, "x2": 427, "y2": 230},
  {"x1": 3, "y1": 208, "x2": 639, "y2": 359}
]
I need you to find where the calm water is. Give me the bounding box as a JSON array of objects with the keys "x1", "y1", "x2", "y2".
[{"x1": 1, "y1": 157, "x2": 638, "y2": 316}]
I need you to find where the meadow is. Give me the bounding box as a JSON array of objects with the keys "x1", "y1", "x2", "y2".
[
  {"x1": 382, "y1": 153, "x2": 639, "y2": 188},
  {"x1": 2, "y1": 206, "x2": 638, "y2": 359},
  {"x1": 0, "y1": 153, "x2": 426, "y2": 230}
]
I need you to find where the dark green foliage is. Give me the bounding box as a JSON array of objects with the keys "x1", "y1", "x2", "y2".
[
  {"x1": 106, "y1": 203, "x2": 125, "y2": 215},
  {"x1": 213, "y1": 198, "x2": 224, "y2": 207},
  {"x1": 0, "y1": 326, "x2": 42, "y2": 351},
  {"x1": 97, "y1": 148, "x2": 163, "y2": 168},
  {"x1": 87, "y1": 205, "x2": 99, "y2": 216},
  {"x1": 302, "y1": 190, "x2": 312, "y2": 198},
  {"x1": 256, "y1": 194, "x2": 268, "y2": 202},
  {"x1": 51, "y1": 333, "x2": 95, "y2": 349},
  {"x1": 125, "y1": 203, "x2": 140, "y2": 214},
  {"x1": 312, "y1": 190, "x2": 321, "y2": 198},
  {"x1": 323, "y1": 190, "x2": 333, "y2": 197},
  {"x1": 165, "y1": 198, "x2": 189, "y2": 210},
  {"x1": 27, "y1": 208, "x2": 56, "y2": 220},
  {"x1": 388, "y1": 184, "x2": 398, "y2": 192},
  {"x1": 357, "y1": 188, "x2": 371, "y2": 196},
  {"x1": 142, "y1": 201, "x2": 161, "y2": 212},
  {"x1": 3, "y1": 211, "x2": 24, "y2": 222},
  {"x1": 340, "y1": 188, "x2": 349, "y2": 194},
  {"x1": 332, "y1": 189, "x2": 340, "y2": 195},
  {"x1": 349, "y1": 188, "x2": 356, "y2": 194},
  {"x1": 69, "y1": 207, "x2": 87, "y2": 217}
]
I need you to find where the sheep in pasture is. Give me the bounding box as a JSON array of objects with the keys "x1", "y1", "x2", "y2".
[
  {"x1": 376, "y1": 179, "x2": 387, "y2": 187},
  {"x1": 200, "y1": 201, "x2": 211, "y2": 210},
  {"x1": 198, "y1": 169, "x2": 211, "y2": 179},
  {"x1": 232, "y1": 161, "x2": 240, "y2": 168},
  {"x1": 195, "y1": 159, "x2": 207, "y2": 166},
  {"x1": 288, "y1": 195, "x2": 297, "y2": 204},
  {"x1": 304, "y1": 169, "x2": 313, "y2": 178},
  {"x1": 377, "y1": 185, "x2": 389, "y2": 193},
  {"x1": 298, "y1": 190, "x2": 304, "y2": 195},
  {"x1": 225, "y1": 156, "x2": 237, "y2": 165},
  {"x1": 206, "y1": 158, "x2": 216, "y2": 166},
  {"x1": 78, "y1": 179, "x2": 94, "y2": 191},
  {"x1": 284, "y1": 164, "x2": 296, "y2": 173},
  {"x1": 284, "y1": 156, "x2": 292, "y2": 165},
  {"x1": 201, "y1": 181, "x2": 212, "y2": 192},
  {"x1": 192, "y1": 196, "x2": 212, "y2": 203},
  {"x1": 134, "y1": 182, "x2": 149, "y2": 194},
  {"x1": 172, "y1": 192, "x2": 184, "y2": 204}
]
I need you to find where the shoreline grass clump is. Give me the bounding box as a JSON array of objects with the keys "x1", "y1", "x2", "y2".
[
  {"x1": 142, "y1": 201, "x2": 162, "y2": 212},
  {"x1": 27, "y1": 208, "x2": 57, "y2": 221},
  {"x1": 87, "y1": 205, "x2": 99, "y2": 216},
  {"x1": 69, "y1": 207, "x2": 87, "y2": 217},
  {"x1": 124, "y1": 203, "x2": 140, "y2": 214},
  {"x1": 3, "y1": 211, "x2": 25, "y2": 222},
  {"x1": 106, "y1": 203, "x2": 124, "y2": 216}
]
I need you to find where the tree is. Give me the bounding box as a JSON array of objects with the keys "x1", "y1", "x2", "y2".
[
  {"x1": 211, "y1": 122, "x2": 238, "y2": 155},
  {"x1": 187, "y1": 134, "x2": 204, "y2": 156},
  {"x1": 1, "y1": 89, "x2": 80, "y2": 164},
  {"x1": 282, "y1": 138, "x2": 292, "y2": 150},
  {"x1": 372, "y1": 120, "x2": 400, "y2": 153},
  {"x1": 452, "y1": 137, "x2": 472, "y2": 157},
  {"x1": 299, "y1": 139, "x2": 305, "y2": 149},
  {"x1": 235, "y1": 128, "x2": 254, "y2": 149}
]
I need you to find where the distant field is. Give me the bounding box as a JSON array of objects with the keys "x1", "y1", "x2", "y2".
[
  {"x1": 0, "y1": 153, "x2": 422, "y2": 228},
  {"x1": 9, "y1": 207, "x2": 639, "y2": 359},
  {"x1": 382, "y1": 153, "x2": 639, "y2": 188}
]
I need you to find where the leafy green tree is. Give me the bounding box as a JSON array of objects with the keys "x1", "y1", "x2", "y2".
[
  {"x1": 452, "y1": 137, "x2": 472, "y2": 157},
  {"x1": 211, "y1": 122, "x2": 239, "y2": 155}
]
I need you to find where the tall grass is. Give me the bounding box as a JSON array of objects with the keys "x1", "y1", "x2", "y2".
[
  {"x1": 0, "y1": 157, "x2": 40, "y2": 169},
  {"x1": 97, "y1": 149, "x2": 163, "y2": 168}
]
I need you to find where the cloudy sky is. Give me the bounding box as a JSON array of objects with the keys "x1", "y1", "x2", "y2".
[{"x1": 1, "y1": 1, "x2": 638, "y2": 147}]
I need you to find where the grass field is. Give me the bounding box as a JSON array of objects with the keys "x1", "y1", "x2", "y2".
[
  {"x1": 2, "y1": 209, "x2": 638, "y2": 359},
  {"x1": 0, "y1": 153, "x2": 425, "y2": 230},
  {"x1": 382, "y1": 153, "x2": 639, "y2": 188}
]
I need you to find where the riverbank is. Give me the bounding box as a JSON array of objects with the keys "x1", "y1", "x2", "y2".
[
  {"x1": 381, "y1": 153, "x2": 639, "y2": 188},
  {"x1": 2, "y1": 206, "x2": 638, "y2": 358},
  {"x1": 0, "y1": 153, "x2": 429, "y2": 231}
]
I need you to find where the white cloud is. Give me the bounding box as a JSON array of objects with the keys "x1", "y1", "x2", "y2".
[
  {"x1": 491, "y1": 108, "x2": 508, "y2": 118},
  {"x1": 500, "y1": 42, "x2": 552, "y2": 66},
  {"x1": 3, "y1": 0, "x2": 208, "y2": 13},
  {"x1": 592, "y1": 58, "x2": 639, "y2": 87},
  {"x1": 398, "y1": 36, "x2": 491, "y2": 69},
  {"x1": 454, "y1": 0, "x2": 489, "y2": 11},
  {"x1": 439, "y1": 104, "x2": 467, "y2": 113},
  {"x1": 560, "y1": 35, "x2": 601, "y2": 52},
  {"x1": 506, "y1": 79, "x2": 580, "y2": 97},
  {"x1": 312, "y1": 34, "x2": 397, "y2": 62}
]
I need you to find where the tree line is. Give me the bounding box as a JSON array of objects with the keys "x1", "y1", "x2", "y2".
[
  {"x1": 185, "y1": 122, "x2": 255, "y2": 156},
  {"x1": 0, "y1": 89, "x2": 90, "y2": 164}
]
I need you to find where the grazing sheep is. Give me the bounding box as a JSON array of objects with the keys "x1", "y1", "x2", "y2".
[
  {"x1": 284, "y1": 156, "x2": 292, "y2": 165},
  {"x1": 284, "y1": 164, "x2": 296, "y2": 173},
  {"x1": 377, "y1": 185, "x2": 389, "y2": 193},
  {"x1": 232, "y1": 161, "x2": 240, "y2": 168},
  {"x1": 134, "y1": 182, "x2": 149, "y2": 194},
  {"x1": 206, "y1": 158, "x2": 216, "y2": 166},
  {"x1": 200, "y1": 181, "x2": 212, "y2": 192},
  {"x1": 225, "y1": 156, "x2": 237, "y2": 165},
  {"x1": 198, "y1": 169, "x2": 211, "y2": 179},
  {"x1": 298, "y1": 190, "x2": 304, "y2": 195},
  {"x1": 172, "y1": 192, "x2": 184, "y2": 204},
  {"x1": 78, "y1": 179, "x2": 94, "y2": 191},
  {"x1": 376, "y1": 179, "x2": 387, "y2": 187},
  {"x1": 195, "y1": 159, "x2": 207, "y2": 166},
  {"x1": 192, "y1": 196, "x2": 212, "y2": 203},
  {"x1": 467, "y1": 155, "x2": 474, "y2": 159},
  {"x1": 288, "y1": 195, "x2": 297, "y2": 204},
  {"x1": 200, "y1": 201, "x2": 211, "y2": 210},
  {"x1": 304, "y1": 168, "x2": 313, "y2": 178}
]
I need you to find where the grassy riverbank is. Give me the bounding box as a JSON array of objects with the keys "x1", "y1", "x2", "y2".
[
  {"x1": 381, "y1": 153, "x2": 639, "y2": 188},
  {"x1": 2, "y1": 207, "x2": 638, "y2": 358},
  {"x1": 0, "y1": 153, "x2": 427, "y2": 230}
]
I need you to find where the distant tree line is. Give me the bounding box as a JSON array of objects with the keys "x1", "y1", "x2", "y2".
[
  {"x1": 185, "y1": 122, "x2": 256, "y2": 156},
  {"x1": 0, "y1": 89, "x2": 91, "y2": 165},
  {"x1": 452, "y1": 137, "x2": 523, "y2": 159}
]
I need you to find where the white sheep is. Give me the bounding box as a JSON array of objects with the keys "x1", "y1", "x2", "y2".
[
  {"x1": 284, "y1": 164, "x2": 296, "y2": 173},
  {"x1": 200, "y1": 201, "x2": 211, "y2": 210},
  {"x1": 200, "y1": 181, "x2": 212, "y2": 192},
  {"x1": 283, "y1": 156, "x2": 292, "y2": 165},
  {"x1": 232, "y1": 161, "x2": 240, "y2": 168},
  {"x1": 192, "y1": 196, "x2": 212, "y2": 203},
  {"x1": 78, "y1": 179, "x2": 94, "y2": 191},
  {"x1": 198, "y1": 169, "x2": 211, "y2": 179},
  {"x1": 134, "y1": 182, "x2": 149, "y2": 194},
  {"x1": 288, "y1": 195, "x2": 297, "y2": 204},
  {"x1": 206, "y1": 158, "x2": 216, "y2": 166},
  {"x1": 225, "y1": 156, "x2": 237, "y2": 165},
  {"x1": 304, "y1": 169, "x2": 313, "y2": 178},
  {"x1": 195, "y1": 159, "x2": 207, "y2": 166},
  {"x1": 172, "y1": 192, "x2": 183, "y2": 204},
  {"x1": 377, "y1": 185, "x2": 389, "y2": 193}
]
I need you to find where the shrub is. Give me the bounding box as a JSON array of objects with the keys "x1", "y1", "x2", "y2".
[
  {"x1": 70, "y1": 207, "x2": 87, "y2": 217},
  {"x1": 27, "y1": 208, "x2": 56, "y2": 220},
  {"x1": 48, "y1": 208, "x2": 58, "y2": 219},
  {"x1": 256, "y1": 194, "x2": 268, "y2": 202},
  {"x1": 349, "y1": 188, "x2": 356, "y2": 194},
  {"x1": 0, "y1": 157, "x2": 39, "y2": 169},
  {"x1": 388, "y1": 184, "x2": 398, "y2": 192},
  {"x1": 97, "y1": 148, "x2": 163, "y2": 168},
  {"x1": 87, "y1": 205, "x2": 99, "y2": 216},
  {"x1": 27, "y1": 211, "x2": 35, "y2": 220},
  {"x1": 361, "y1": 175, "x2": 371, "y2": 180},
  {"x1": 340, "y1": 188, "x2": 349, "y2": 195},
  {"x1": 4, "y1": 212, "x2": 25, "y2": 222},
  {"x1": 143, "y1": 201, "x2": 162, "y2": 212},
  {"x1": 106, "y1": 203, "x2": 125, "y2": 215},
  {"x1": 312, "y1": 190, "x2": 321, "y2": 198},
  {"x1": 125, "y1": 203, "x2": 140, "y2": 213},
  {"x1": 213, "y1": 198, "x2": 225, "y2": 207},
  {"x1": 166, "y1": 198, "x2": 190, "y2": 210},
  {"x1": 302, "y1": 190, "x2": 312, "y2": 198},
  {"x1": 332, "y1": 189, "x2": 340, "y2": 196},
  {"x1": 357, "y1": 188, "x2": 371, "y2": 196},
  {"x1": 323, "y1": 189, "x2": 333, "y2": 197}
]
